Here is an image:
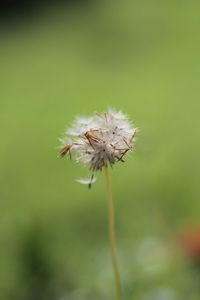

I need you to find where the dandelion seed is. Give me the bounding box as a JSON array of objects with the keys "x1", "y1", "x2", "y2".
[{"x1": 76, "y1": 174, "x2": 97, "y2": 189}]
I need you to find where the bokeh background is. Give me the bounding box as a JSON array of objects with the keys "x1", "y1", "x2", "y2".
[{"x1": 1, "y1": 1, "x2": 200, "y2": 299}]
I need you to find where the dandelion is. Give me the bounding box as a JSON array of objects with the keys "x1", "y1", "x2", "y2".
[{"x1": 59, "y1": 108, "x2": 137, "y2": 300}]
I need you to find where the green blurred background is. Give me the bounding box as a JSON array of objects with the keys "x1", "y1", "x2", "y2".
[{"x1": 1, "y1": 1, "x2": 200, "y2": 299}]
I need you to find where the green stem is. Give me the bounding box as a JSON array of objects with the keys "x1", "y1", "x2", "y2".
[{"x1": 104, "y1": 166, "x2": 122, "y2": 300}]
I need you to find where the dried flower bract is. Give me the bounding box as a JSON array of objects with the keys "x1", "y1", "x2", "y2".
[{"x1": 59, "y1": 109, "x2": 137, "y2": 176}]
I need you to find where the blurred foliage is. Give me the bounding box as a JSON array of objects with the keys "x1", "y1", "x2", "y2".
[{"x1": 0, "y1": 0, "x2": 200, "y2": 299}]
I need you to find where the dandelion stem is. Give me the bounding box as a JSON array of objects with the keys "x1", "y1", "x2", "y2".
[{"x1": 104, "y1": 166, "x2": 122, "y2": 300}]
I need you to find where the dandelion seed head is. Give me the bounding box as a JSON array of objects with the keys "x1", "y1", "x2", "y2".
[{"x1": 59, "y1": 109, "x2": 137, "y2": 173}]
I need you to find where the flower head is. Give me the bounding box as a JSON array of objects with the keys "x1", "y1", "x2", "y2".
[{"x1": 59, "y1": 109, "x2": 137, "y2": 183}]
